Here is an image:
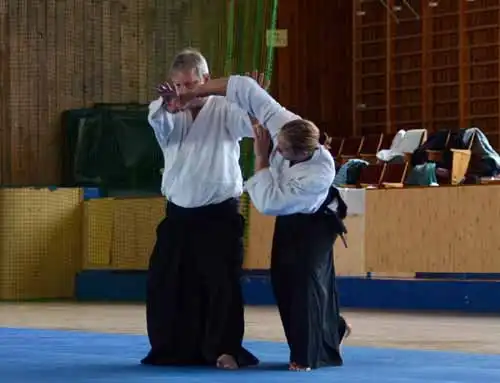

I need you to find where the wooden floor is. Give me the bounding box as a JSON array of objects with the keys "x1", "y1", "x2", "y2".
[{"x1": 1, "y1": 303, "x2": 499, "y2": 354}]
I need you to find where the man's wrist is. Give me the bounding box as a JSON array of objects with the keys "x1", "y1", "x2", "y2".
[
  {"x1": 195, "y1": 78, "x2": 229, "y2": 98},
  {"x1": 193, "y1": 87, "x2": 207, "y2": 98}
]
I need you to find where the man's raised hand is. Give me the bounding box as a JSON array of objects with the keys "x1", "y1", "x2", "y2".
[{"x1": 156, "y1": 82, "x2": 182, "y2": 113}]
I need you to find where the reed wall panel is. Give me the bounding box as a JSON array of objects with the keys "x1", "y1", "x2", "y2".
[{"x1": 0, "y1": 0, "x2": 275, "y2": 185}]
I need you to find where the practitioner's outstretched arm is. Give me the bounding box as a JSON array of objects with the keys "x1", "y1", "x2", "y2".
[
  {"x1": 245, "y1": 71, "x2": 271, "y2": 127},
  {"x1": 189, "y1": 75, "x2": 300, "y2": 140},
  {"x1": 225, "y1": 71, "x2": 272, "y2": 139}
]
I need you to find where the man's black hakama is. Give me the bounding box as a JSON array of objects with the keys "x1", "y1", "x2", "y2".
[{"x1": 142, "y1": 198, "x2": 258, "y2": 367}]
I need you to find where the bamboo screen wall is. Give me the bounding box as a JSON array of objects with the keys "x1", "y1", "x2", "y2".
[
  {"x1": 353, "y1": 0, "x2": 500, "y2": 137},
  {"x1": 0, "y1": 0, "x2": 276, "y2": 186}
]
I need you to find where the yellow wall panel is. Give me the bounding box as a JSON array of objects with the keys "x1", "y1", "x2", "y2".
[
  {"x1": 0, "y1": 188, "x2": 82, "y2": 300},
  {"x1": 82, "y1": 197, "x2": 165, "y2": 270}
]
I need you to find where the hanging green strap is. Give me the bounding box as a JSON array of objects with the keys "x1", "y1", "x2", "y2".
[
  {"x1": 224, "y1": 0, "x2": 236, "y2": 76},
  {"x1": 265, "y1": 0, "x2": 279, "y2": 83},
  {"x1": 244, "y1": 0, "x2": 279, "y2": 179},
  {"x1": 252, "y1": 0, "x2": 265, "y2": 71}
]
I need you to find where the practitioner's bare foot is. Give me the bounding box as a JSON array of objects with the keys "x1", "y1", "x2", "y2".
[
  {"x1": 344, "y1": 322, "x2": 352, "y2": 340},
  {"x1": 289, "y1": 362, "x2": 311, "y2": 372},
  {"x1": 216, "y1": 354, "x2": 238, "y2": 370},
  {"x1": 339, "y1": 316, "x2": 353, "y2": 344}
]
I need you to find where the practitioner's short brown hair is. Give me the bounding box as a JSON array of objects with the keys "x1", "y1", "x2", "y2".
[{"x1": 279, "y1": 119, "x2": 321, "y2": 155}]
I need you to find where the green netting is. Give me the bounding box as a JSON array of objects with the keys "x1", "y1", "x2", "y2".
[
  {"x1": 62, "y1": 105, "x2": 163, "y2": 193},
  {"x1": 92, "y1": 103, "x2": 149, "y2": 111}
]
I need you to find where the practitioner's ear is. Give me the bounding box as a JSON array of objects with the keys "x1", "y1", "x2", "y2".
[{"x1": 202, "y1": 74, "x2": 210, "y2": 83}]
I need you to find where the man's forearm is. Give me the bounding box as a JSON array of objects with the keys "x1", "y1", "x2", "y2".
[
  {"x1": 195, "y1": 78, "x2": 229, "y2": 98},
  {"x1": 196, "y1": 76, "x2": 259, "y2": 125}
]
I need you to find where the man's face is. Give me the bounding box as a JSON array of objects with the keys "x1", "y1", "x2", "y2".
[{"x1": 171, "y1": 68, "x2": 209, "y2": 95}]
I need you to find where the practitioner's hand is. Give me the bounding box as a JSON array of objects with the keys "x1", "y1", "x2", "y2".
[
  {"x1": 253, "y1": 125, "x2": 271, "y2": 158},
  {"x1": 245, "y1": 70, "x2": 271, "y2": 91},
  {"x1": 156, "y1": 82, "x2": 182, "y2": 113},
  {"x1": 250, "y1": 116, "x2": 261, "y2": 126}
]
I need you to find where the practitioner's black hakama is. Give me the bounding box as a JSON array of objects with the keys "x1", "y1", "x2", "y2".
[
  {"x1": 270, "y1": 186, "x2": 348, "y2": 369},
  {"x1": 216, "y1": 74, "x2": 351, "y2": 369},
  {"x1": 141, "y1": 198, "x2": 259, "y2": 367}
]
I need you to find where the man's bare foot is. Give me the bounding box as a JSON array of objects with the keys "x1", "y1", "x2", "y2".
[
  {"x1": 216, "y1": 354, "x2": 238, "y2": 370},
  {"x1": 289, "y1": 362, "x2": 311, "y2": 372}
]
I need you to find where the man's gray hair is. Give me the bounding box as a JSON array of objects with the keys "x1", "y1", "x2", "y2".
[{"x1": 170, "y1": 48, "x2": 210, "y2": 78}]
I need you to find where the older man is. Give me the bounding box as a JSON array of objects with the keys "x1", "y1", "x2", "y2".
[{"x1": 142, "y1": 48, "x2": 262, "y2": 370}]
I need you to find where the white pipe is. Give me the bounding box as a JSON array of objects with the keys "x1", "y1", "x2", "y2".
[
  {"x1": 402, "y1": 0, "x2": 421, "y2": 19},
  {"x1": 379, "y1": 0, "x2": 400, "y2": 23}
]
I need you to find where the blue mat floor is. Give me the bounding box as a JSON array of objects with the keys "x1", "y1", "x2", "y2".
[{"x1": 1, "y1": 327, "x2": 499, "y2": 382}]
